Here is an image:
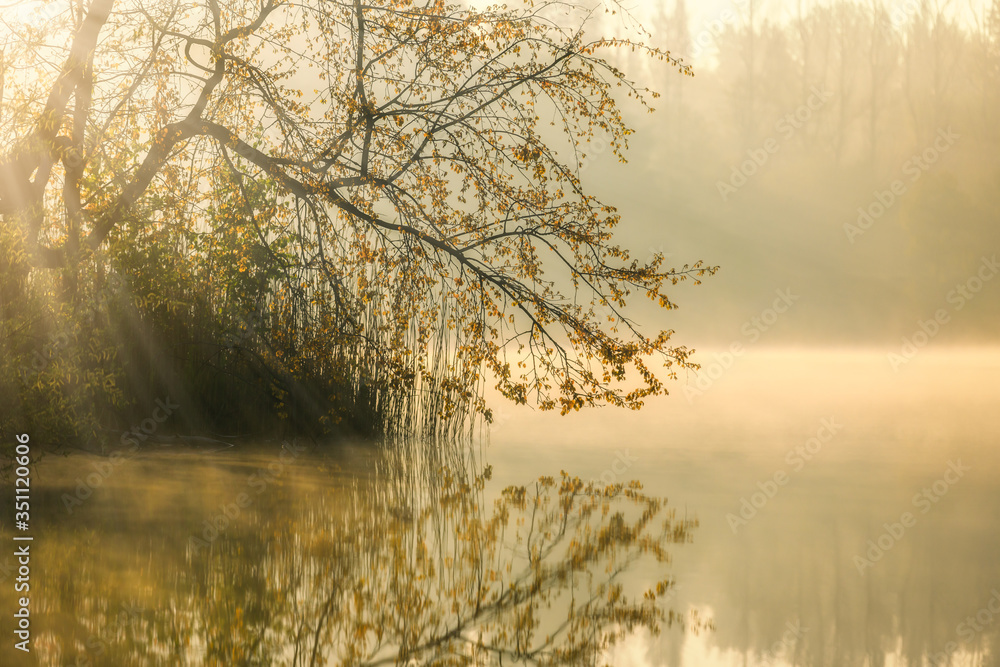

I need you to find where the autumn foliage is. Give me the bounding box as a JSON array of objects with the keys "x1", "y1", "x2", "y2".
[{"x1": 0, "y1": 0, "x2": 714, "y2": 444}]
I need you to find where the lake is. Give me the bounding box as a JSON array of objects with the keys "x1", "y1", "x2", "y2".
[{"x1": 3, "y1": 348, "x2": 998, "y2": 666}]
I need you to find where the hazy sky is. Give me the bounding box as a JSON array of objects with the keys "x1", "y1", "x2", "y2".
[
  {"x1": 571, "y1": 0, "x2": 1000, "y2": 348},
  {"x1": 636, "y1": 0, "x2": 996, "y2": 65},
  {"x1": 672, "y1": 0, "x2": 993, "y2": 25}
]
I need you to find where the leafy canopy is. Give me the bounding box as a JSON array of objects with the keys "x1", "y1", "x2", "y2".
[{"x1": 0, "y1": 0, "x2": 714, "y2": 430}]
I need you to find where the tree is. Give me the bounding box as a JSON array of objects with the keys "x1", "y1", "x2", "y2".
[{"x1": 0, "y1": 0, "x2": 715, "y2": 441}]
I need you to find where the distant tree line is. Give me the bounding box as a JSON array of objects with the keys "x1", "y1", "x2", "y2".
[{"x1": 627, "y1": 0, "x2": 1000, "y2": 343}]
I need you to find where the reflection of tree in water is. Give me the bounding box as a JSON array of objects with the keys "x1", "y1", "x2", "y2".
[
  {"x1": 683, "y1": 496, "x2": 1000, "y2": 667},
  {"x1": 18, "y1": 442, "x2": 706, "y2": 665}
]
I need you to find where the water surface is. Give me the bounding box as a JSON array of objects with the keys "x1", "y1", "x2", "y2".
[{"x1": 3, "y1": 348, "x2": 998, "y2": 666}]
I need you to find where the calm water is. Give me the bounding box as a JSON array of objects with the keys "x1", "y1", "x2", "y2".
[{"x1": 2, "y1": 349, "x2": 998, "y2": 666}]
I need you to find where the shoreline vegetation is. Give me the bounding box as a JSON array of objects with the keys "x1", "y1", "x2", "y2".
[
  {"x1": 0, "y1": 0, "x2": 711, "y2": 655},
  {"x1": 0, "y1": 0, "x2": 715, "y2": 456}
]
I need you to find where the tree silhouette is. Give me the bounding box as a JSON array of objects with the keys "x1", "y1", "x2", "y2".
[{"x1": 0, "y1": 0, "x2": 714, "y2": 439}]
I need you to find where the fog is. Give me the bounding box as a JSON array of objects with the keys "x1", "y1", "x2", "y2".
[
  {"x1": 2, "y1": 1, "x2": 998, "y2": 664},
  {"x1": 486, "y1": 348, "x2": 1000, "y2": 666},
  {"x1": 567, "y1": 0, "x2": 1000, "y2": 349}
]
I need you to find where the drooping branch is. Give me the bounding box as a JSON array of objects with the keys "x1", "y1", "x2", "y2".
[{"x1": 0, "y1": 0, "x2": 714, "y2": 426}]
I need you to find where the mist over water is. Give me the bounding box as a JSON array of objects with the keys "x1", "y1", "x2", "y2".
[
  {"x1": 2, "y1": 0, "x2": 998, "y2": 663},
  {"x1": 488, "y1": 348, "x2": 1000, "y2": 666},
  {"x1": 4, "y1": 349, "x2": 995, "y2": 665}
]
